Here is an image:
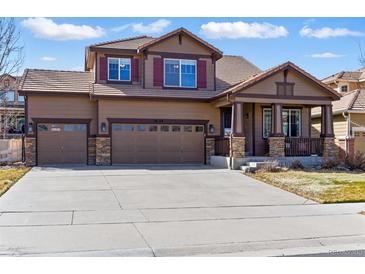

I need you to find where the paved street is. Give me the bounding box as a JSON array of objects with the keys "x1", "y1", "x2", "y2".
[{"x1": 0, "y1": 165, "x2": 365, "y2": 256}]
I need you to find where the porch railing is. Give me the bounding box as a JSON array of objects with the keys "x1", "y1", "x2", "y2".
[
  {"x1": 214, "y1": 137, "x2": 230, "y2": 156},
  {"x1": 285, "y1": 137, "x2": 323, "y2": 156}
]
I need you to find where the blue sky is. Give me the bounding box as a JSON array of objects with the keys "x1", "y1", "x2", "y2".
[{"x1": 15, "y1": 17, "x2": 365, "y2": 79}]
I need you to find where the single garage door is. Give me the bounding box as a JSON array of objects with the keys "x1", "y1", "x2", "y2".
[
  {"x1": 37, "y1": 123, "x2": 87, "y2": 165},
  {"x1": 112, "y1": 123, "x2": 205, "y2": 164}
]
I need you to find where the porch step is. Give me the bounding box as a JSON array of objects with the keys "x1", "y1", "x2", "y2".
[{"x1": 240, "y1": 161, "x2": 277, "y2": 173}]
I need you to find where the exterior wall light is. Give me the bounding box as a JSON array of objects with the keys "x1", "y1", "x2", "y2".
[
  {"x1": 28, "y1": 122, "x2": 33, "y2": 133},
  {"x1": 208, "y1": 124, "x2": 215, "y2": 134},
  {"x1": 100, "y1": 122, "x2": 107, "y2": 133}
]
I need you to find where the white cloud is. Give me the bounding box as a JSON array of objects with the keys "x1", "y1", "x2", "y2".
[
  {"x1": 112, "y1": 19, "x2": 171, "y2": 34},
  {"x1": 40, "y1": 56, "x2": 56, "y2": 61},
  {"x1": 21, "y1": 17, "x2": 105, "y2": 41},
  {"x1": 308, "y1": 52, "x2": 344, "y2": 58},
  {"x1": 200, "y1": 21, "x2": 288, "y2": 39},
  {"x1": 300, "y1": 26, "x2": 364, "y2": 38}
]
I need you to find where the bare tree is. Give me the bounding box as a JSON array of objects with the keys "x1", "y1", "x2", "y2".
[{"x1": 0, "y1": 18, "x2": 24, "y2": 138}]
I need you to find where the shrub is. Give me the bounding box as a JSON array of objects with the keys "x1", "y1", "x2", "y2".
[
  {"x1": 290, "y1": 160, "x2": 304, "y2": 170},
  {"x1": 345, "y1": 151, "x2": 365, "y2": 171},
  {"x1": 321, "y1": 158, "x2": 341, "y2": 170},
  {"x1": 257, "y1": 160, "x2": 281, "y2": 173}
]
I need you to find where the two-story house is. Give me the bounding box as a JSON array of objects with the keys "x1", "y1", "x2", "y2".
[
  {"x1": 19, "y1": 28, "x2": 340, "y2": 167},
  {"x1": 0, "y1": 74, "x2": 25, "y2": 136},
  {"x1": 312, "y1": 68, "x2": 365, "y2": 158}
]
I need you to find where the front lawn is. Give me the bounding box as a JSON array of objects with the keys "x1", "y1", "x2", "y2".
[
  {"x1": 249, "y1": 170, "x2": 365, "y2": 203},
  {"x1": 0, "y1": 167, "x2": 30, "y2": 197}
]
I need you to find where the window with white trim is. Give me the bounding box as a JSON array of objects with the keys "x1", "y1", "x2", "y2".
[
  {"x1": 262, "y1": 108, "x2": 301, "y2": 138},
  {"x1": 164, "y1": 59, "x2": 196, "y2": 88},
  {"x1": 108, "y1": 58, "x2": 131, "y2": 81},
  {"x1": 339, "y1": 84, "x2": 348, "y2": 93}
]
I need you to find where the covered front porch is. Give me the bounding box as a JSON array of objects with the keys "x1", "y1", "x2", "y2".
[{"x1": 206, "y1": 63, "x2": 341, "y2": 169}]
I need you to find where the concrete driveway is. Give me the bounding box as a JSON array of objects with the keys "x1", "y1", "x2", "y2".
[{"x1": 1, "y1": 165, "x2": 365, "y2": 256}]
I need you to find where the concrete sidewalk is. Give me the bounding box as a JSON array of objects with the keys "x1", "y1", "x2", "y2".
[{"x1": 0, "y1": 166, "x2": 364, "y2": 256}]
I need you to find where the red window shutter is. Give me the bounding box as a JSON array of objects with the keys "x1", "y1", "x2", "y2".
[
  {"x1": 131, "y1": 58, "x2": 139, "y2": 82},
  {"x1": 153, "y1": 57, "x2": 163, "y2": 87},
  {"x1": 99, "y1": 57, "x2": 107, "y2": 81},
  {"x1": 197, "y1": 60, "x2": 207, "y2": 88}
]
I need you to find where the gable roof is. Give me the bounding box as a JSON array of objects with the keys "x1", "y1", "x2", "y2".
[
  {"x1": 137, "y1": 28, "x2": 223, "y2": 59},
  {"x1": 312, "y1": 89, "x2": 365, "y2": 117},
  {"x1": 212, "y1": 61, "x2": 341, "y2": 100},
  {"x1": 322, "y1": 67, "x2": 365, "y2": 83},
  {"x1": 89, "y1": 36, "x2": 155, "y2": 51}
]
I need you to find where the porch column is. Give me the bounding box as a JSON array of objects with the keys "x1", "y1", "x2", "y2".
[
  {"x1": 230, "y1": 102, "x2": 245, "y2": 161},
  {"x1": 321, "y1": 104, "x2": 338, "y2": 158},
  {"x1": 268, "y1": 103, "x2": 285, "y2": 157}
]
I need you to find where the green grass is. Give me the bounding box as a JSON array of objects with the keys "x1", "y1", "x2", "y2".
[
  {"x1": 249, "y1": 170, "x2": 365, "y2": 203},
  {"x1": 0, "y1": 167, "x2": 30, "y2": 197}
]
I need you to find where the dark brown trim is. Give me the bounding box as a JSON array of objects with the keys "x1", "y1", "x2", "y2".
[
  {"x1": 107, "y1": 118, "x2": 209, "y2": 126},
  {"x1": 142, "y1": 52, "x2": 146, "y2": 89},
  {"x1": 95, "y1": 52, "x2": 98, "y2": 83},
  {"x1": 235, "y1": 93, "x2": 332, "y2": 101},
  {"x1": 91, "y1": 94, "x2": 210, "y2": 102},
  {"x1": 308, "y1": 106, "x2": 312, "y2": 138},
  {"x1": 252, "y1": 103, "x2": 256, "y2": 156},
  {"x1": 146, "y1": 51, "x2": 211, "y2": 60},
  {"x1": 89, "y1": 47, "x2": 137, "y2": 55},
  {"x1": 106, "y1": 80, "x2": 132, "y2": 85},
  {"x1": 162, "y1": 86, "x2": 198, "y2": 91},
  {"x1": 104, "y1": 54, "x2": 134, "y2": 59},
  {"x1": 213, "y1": 56, "x2": 216, "y2": 91},
  {"x1": 25, "y1": 95, "x2": 28, "y2": 135}
]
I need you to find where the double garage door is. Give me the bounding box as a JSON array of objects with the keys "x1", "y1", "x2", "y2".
[
  {"x1": 36, "y1": 122, "x2": 205, "y2": 165},
  {"x1": 112, "y1": 123, "x2": 205, "y2": 164}
]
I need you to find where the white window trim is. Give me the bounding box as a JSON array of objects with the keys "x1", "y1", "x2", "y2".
[
  {"x1": 262, "y1": 108, "x2": 301, "y2": 138},
  {"x1": 163, "y1": 58, "x2": 197, "y2": 88},
  {"x1": 339, "y1": 83, "x2": 349, "y2": 93},
  {"x1": 107, "y1": 57, "x2": 131, "y2": 82}
]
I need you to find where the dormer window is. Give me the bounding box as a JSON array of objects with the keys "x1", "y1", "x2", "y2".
[
  {"x1": 340, "y1": 84, "x2": 348, "y2": 93},
  {"x1": 108, "y1": 57, "x2": 131, "y2": 81},
  {"x1": 164, "y1": 59, "x2": 196, "y2": 88}
]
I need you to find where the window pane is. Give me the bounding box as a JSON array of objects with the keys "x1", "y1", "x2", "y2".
[
  {"x1": 282, "y1": 109, "x2": 289, "y2": 137},
  {"x1": 38, "y1": 125, "x2": 48, "y2": 131},
  {"x1": 160, "y1": 125, "x2": 169, "y2": 132},
  {"x1": 18, "y1": 95, "x2": 25, "y2": 102},
  {"x1": 64, "y1": 124, "x2": 75, "y2": 131},
  {"x1": 195, "y1": 125, "x2": 204, "y2": 132},
  {"x1": 108, "y1": 58, "x2": 119, "y2": 80},
  {"x1": 181, "y1": 60, "x2": 196, "y2": 88},
  {"x1": 5, "y1": 91, "x2": 14, "y2": 101},
  {"x1": 263, "y1": 109, "x2": 271, "y2": 138},
  {"x1": 165, "y1": 60, "x2": 180, "y2": 86},
  {"x1": 290, "y1": 110, "x2": 300, "y2": 137},
  {"x1": 119, "y1": 58, "x2": 130, "y2": 81},
  {"x1": 148, "y1": 125, "x2": 158, "y2": 132},
  {"x1": 172, "y1": 125, "x2": 181, "y2": 132},
  {"x1": 137, "y1": 125, "x2": 146, "y2": 131},
  {"x1": 183, "y1": 125, "x2": 192, "y2": 132}
]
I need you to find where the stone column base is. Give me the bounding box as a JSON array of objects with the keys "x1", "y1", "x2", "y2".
[
  {"x1": 322, "y1": 137, "x2": 338, "y2": 158},
  {"x1": 205, "y1": 137, "x2": 215, "y2": 164},
  {"x1": 268, "y1": 136, "x2": 285, "y2": 157},
  {"x1": 25, "y1": 137, "x2": 36, "y2": 166},
  {"x1": 88, "y1": 137, "x2": 96, "y2": 165},
  {"x1": 230, "y1": 136, "x2": 245, "y2": 158},
  {"x1": 96, "y1": 137, "x2": 111, "y2": 165}
]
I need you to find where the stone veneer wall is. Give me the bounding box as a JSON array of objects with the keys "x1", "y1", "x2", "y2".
[
  {"x1": 268, "y1": 137, "x2": 285, "y2": 157},
  {"x1": 322, "y1": 137, "x2": 338, "y2": 158},
  {"x1": 205, "y1": 137, "x2": 215, "y2": 164},
  {"x1": 88, "y1": 137, "x2": 96, "y2": 165},
  {"x1": 96, "y1": 137, "x2": 111, "y2": 165},
  {"x1": 230, "y1": 136, "x2": 245, "y2": 158},
  {"x1": 25, "y1": 137, "x2": 36, "y2": 166}
]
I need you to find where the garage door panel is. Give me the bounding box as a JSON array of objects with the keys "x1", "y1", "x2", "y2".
[
  {"x1": 112, "y1": 123, "x2": 204, "y2": 164},
  {"x1": 37, "y1": 123, "x2": 87, "y2": 165}
]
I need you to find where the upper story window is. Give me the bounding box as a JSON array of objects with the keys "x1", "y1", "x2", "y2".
[
  {"x1": 0, "y1": 90, "x2": 14, "y2": 102},
  {"x1": 339, "y1": 84, "x2": 348, "y2": 93},
  {"x1": 18, "y1": 95, "x2": 25, "y2": 103},
  {"x1": 164, "y1": 59, "x2": 196, "y2": 88},
  {"x1": 108, "y1": 58, "x2": 131, "y2": 81}
]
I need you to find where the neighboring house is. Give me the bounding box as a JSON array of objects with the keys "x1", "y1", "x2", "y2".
[
  {"x1": 19, "y1": 28, "x2": 340, "y2": 167},
  {"x1": 0, "y1": 74, "x2": 25, "y2": 137},
  {"x1": 312, "y1": 68, "x2": 365, "y2": 158}
]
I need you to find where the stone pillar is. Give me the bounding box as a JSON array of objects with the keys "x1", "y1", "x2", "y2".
[
  {"x1": 230, "y1": 136, "x2": 245, "y2": 158},
  {"x1": 322, "y1": 137, "x2": 338, "y2": 158},
  {"x1": 96, "y1": 137, "x2": 111, "y2": 165},
  {"x1": 268, "y1": 136, "x2": 285, "y2": 157},
  {"x1": 25, "y1": 137, "x2": 36, "y2": 166},
  {"x1": 88, "y1": 137, "x2": 96, "y2": 165},
  {"x1": 205, "y1": 137, "x2": 215, "y2": 164}
]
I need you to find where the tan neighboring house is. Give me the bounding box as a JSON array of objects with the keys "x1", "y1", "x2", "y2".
[
  {"x1": 312, "y1": 68, "x2": 365, "y2": 158},
  {"x1": 0, "y1": 74, "x2": 25, "y2": 136},
  {"x1": 19, "y1": 28, "x2": 340, "y2": 167}
]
